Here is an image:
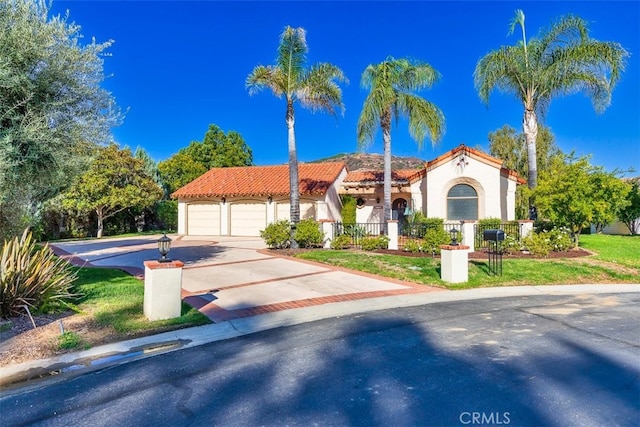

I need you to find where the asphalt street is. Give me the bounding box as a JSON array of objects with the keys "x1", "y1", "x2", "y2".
[{"x1": 1, "y1": 292, "x2": 638, "y2": 427}]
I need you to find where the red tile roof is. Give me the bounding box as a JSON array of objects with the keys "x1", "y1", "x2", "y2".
[
  {"x1": 171, "y1": 162, "x2": 346, "y2": 199},
  {"x1": 427, "y1": 144, "x2": 525, "y2": 184},
  {"x1": 344, "y1": 169, "x2": 425, "y2": 184}
]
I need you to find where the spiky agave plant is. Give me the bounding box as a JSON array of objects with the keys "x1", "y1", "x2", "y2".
[{"x1": 1, "y1": 229, "x2": 77, "y2": 318}]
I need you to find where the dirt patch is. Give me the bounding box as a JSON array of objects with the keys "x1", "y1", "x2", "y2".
[{"x1": 0, "y1": 311, "x2": 122, "y2": 368}]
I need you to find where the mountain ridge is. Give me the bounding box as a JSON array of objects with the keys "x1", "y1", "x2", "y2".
[{"x1": 312, "y1": 153, "x2": 426, "y2": 171}]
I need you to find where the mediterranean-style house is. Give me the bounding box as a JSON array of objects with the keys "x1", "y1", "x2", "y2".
[{"x1": 171, "y1": 144, "x2": 526, "y2": 237}]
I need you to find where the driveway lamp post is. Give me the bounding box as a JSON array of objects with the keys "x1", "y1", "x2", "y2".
[
  {"x1": 158, "y1": 233, "x2": 172, "y2": 262},
  {"x1": 449, "y1": 227, "x2": 459, "y2": 246}
]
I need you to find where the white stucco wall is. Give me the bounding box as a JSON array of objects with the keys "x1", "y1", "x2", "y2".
[
  {"x1": 177, "y1": 200, "x2": 187, "y2": 234},
  {"x1": 324, "y1": 168, "x2": 348, "y2": 221},
  {"x1": 425, "y1": 156, "x2": 510, "y2": 221}
]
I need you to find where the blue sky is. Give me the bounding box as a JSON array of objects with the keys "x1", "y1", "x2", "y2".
[{"x1": 52, "y1": 1, "x2": 639, "y2": 175}]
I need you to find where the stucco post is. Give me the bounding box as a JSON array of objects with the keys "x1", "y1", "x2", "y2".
[
  {"x1": 144, "y1": 260, "x2": 184, "y2": 321},
  {"x1": 519, "y1": 220, "x2": 534, "y2": 239},
  {"x1": 320, "y1": 220, "x2": 335, "y2": 249},
  {"x1": 387, "y1": 220, "x2": 398, "y2": 250},
  {"x1": 440, "y1": 245, "x2": 470, "y2": 283},
  {"x1": 460, "y1": 221, "x2": 475, "y2": 253}
]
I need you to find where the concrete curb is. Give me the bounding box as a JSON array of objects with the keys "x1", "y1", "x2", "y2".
[{"x1": 1, "y1": 283, "x2": 638, "y2": 394}]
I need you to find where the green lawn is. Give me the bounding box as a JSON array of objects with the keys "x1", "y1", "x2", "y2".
[
  {"x1": 296, "y1": 235, "x2": 639, "y2": 290},
  {"x1": 578, "y1": 234, "x2": 640, "y2": 269},
  {"x1": 72, "y1": 267, "x2": 210, "y2": 334}
]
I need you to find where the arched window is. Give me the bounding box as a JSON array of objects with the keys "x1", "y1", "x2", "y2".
[{"x1": 447, "y1": 184, "x2": 478, "y2": 220}]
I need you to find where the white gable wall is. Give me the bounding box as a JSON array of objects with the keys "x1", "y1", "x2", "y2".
[{"x1": 425, "y1": 155, "x2": 507, "y2": 221}]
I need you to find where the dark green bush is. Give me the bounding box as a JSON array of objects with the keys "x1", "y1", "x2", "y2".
[
  {"x1": 260, "y1": 220, "x2": 291, "y2": 249},
  {"x1": 1, "y1": 229, "x2": 77, "y2": 318},
  {"x1": 477, "y1": 217, "x2": 502, "y2": 229},
  {"x1": 294, "y1": 219, "x2": 324, "y2": 248},
  {"x1": 341, "y1": 195, "x2": 356, "y2": 224}
]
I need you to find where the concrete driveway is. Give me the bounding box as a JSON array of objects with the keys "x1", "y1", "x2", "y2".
[{"x1": 51, "y1": 235, "x2": 444, "y2": 323}]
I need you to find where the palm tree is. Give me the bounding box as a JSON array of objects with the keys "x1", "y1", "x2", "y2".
[
  {"x1": 474, "y1": 10, "x2": 628, "y2": 217},
  {"x1": 246, "y1": 26, "x2": 347, "y2": 248},
  {"x1": 357, "y1": 57, "x2": 445, "y2": 223}
]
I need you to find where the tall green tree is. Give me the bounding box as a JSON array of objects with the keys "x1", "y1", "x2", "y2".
[
  {"x1": 246, "y1": 26, "x2": 347, "y2": 248},
  {"x1": 535, "y1": 154, "x2": 630, "y2": 245},
  {"x1": 474, "y1": 9, "x2": 628, "y2": 216},
  {"x1": 617, "y1": 179, "x2": 640, "y2": 235},
  {"x1": 159, "y1": 124, "x2": 252, "y2": 195},
  {"x1": 62, "y1": 145, "x2": 163, "y2": 238},
  {"x1": 0, "y1": 0, "x2": 121, "y2": 239},
  {"x1": 357, "y1": 57, "x2": 445, "y2": 223}
]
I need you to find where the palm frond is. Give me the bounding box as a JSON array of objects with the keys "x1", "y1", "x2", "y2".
[
  {"x1": 246, "y1": 65, "x2": 286, "y2": 98},
  {"x1": 297, "y1": 63, "x2": 348, "y2": 116},
  {"x1": 277, "y1": 26, "x2": 308, "y2": 94},
  {"x1": 397, "y1": 94, "x2": 445, "y2": 147}
]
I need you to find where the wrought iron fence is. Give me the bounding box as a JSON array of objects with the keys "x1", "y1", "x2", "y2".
[
  {"x1": 333, "y1": 222, "x2": 385, "y2": 248},
  {"x1": 474, "y1": 222, "x2": 521, "y2": 249},
  {"x1": 399, "y1": 222, "x2": 460, "y2": 250}
]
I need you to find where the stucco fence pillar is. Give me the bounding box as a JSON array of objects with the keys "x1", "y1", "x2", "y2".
[
  {"x1": 320, "y1": 220, "x2": 335, "y2": 249},
  {"x1": 519, "y1": 220, "x2": 534, "y2": 239},
  {"x1": 386, "y1": 220, "x2": 399, "y2": 250},
  {"x1": 440, "y1": 245, "x2": 470, "y2": 283},
  {"x1": 144, "y1": 260, "x2": 184, "y2": 321},
  {"x1": 460, "y1": 221, "x2": 475, "y2": 252}
]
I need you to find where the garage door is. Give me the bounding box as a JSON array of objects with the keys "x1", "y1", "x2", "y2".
[
  {"x1": 187, "y1": 203, "x2": 220, "y2": 235},
  {"x1": 230, "y1": 202, "x2": 267, "y2": 236},
  {"x1": 276, "y1": 201, "x2": 316, "y2": 220}
]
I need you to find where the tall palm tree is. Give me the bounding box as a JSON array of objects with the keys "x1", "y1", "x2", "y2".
[
  {"x1": 246, "y1": 26, "x2": 347, "y2": 247},
  {"x1": 474, "y1": 10, "x2": 628, "y2": 217},
  {"x1": 357, "y1": 57, "x2": 445, "y2": 223}
]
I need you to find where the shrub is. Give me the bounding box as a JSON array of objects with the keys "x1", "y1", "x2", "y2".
[
  {"x1": 1, "y1": 229, "x2": 77, "y2": 318},
  {"x1": 547, "y1": 226, "x2": 574, "y2": 251},
  {"x1": 360, "y1": 235, "x2": 390, "y2": 251},
  {"x1": 522, "y1": 232, "x2": 552, "y2": 256},
  {"x1": 294, "y1": 219, "x2": 324, "y2": 248},
  {"x1": 423, "y1": 228, "x2": 451, "y2": 255},
  {"x1": 478, "y1": 217, "x2": 502, "y2": 229},
  {"x1": 402, "y1": 239, "x2": 422, "y2": 253},
  {"x1": 501, "y1": 234, "x2": 522, "y2": 255},
  {"x1": 330, "y1": 234, "x2": 351, "y2": 249},
  {"x1": 260, "y1": 220, "x2": 291, "y2": 249}
]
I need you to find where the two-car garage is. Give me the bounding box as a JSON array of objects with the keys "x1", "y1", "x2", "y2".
[
  {"x1": 186, "y1": 201, "x2": 267, "y2": 237},
  {"x1": 185, "y1": 200, "x2": 318, "y2": 237}
]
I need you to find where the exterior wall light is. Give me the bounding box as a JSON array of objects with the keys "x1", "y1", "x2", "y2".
[{"x1": 158, "y1": 233, "x2": 172, "y2": 262}]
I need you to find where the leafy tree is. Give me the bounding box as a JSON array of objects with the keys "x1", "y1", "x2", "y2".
[
  {"x1": 0, "y1": 0, "x2": 121, "y2": 239},
  {"x1": 158, "y1": 152, "x2": 208, "y2": 195},
  {"x1": 591, "y1": 171, "x2": 632, "y2": 233},
  {"x1": 534, "y1": 154, "x2": 630, "y2": 246},
  {"x1": 617, "y1": 179, "x2": 640, "y2": 235},
  {"x1": 62, "y1": 145, "x2": 163, "y2": 238},
  {"x1": 246, "y1": 26, "x2": 347, "y2": 248},
  {"x1": 474, "y1": 9, "x2": 628, "y2": 215},
  {"x1": 357, "y1": 56, "x2": 445, "y2": 223},
  {"x1": 159, "y1": 124, "x2": 252, "y2": 195},
  {"x1": 489, "y1": 124, "x2": 560, "y2": 218}
]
